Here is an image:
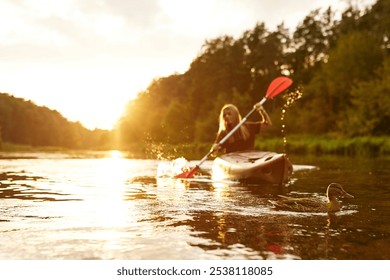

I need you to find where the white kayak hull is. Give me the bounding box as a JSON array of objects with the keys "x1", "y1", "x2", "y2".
[{"x1": 212, "y1": 151, "x2": 293, "y2": 184}]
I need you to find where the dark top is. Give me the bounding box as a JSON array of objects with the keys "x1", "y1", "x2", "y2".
[{"x1": 215, "y1": 122, "x2": 261, "y2": 153}]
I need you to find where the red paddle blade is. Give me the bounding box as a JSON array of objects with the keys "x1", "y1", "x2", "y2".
[
  {"x1": 266, "y1": 76, "x2": 293, "y2": 99},
  {"x1": 175, "y1": 166, "x2": 198, "y2": 178}
]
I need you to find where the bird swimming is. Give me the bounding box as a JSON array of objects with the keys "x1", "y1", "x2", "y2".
[{"x1": 269, "y1": 183, "x2": 354, "y2": 213}]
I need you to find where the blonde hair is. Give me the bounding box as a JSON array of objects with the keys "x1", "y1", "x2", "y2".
[{"x1": 218, "y1": 104, "x2": 249, "y2": 142}]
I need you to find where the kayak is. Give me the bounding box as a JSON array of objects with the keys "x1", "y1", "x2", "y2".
[{"x1": 212, "y1": 150, "x2": 293, "y2": 185}]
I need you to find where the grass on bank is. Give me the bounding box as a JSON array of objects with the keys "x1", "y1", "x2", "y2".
[
  {"x1": 129, "y1": 135, "x2": 390, "y2": 159},
  {"x1": 255, "y1": 135, "x2": 390, "y2": 157},
  {"x1": 148, "y1": 136, "x2": 390, "y2": 159},
  {"x1": 1, "y1": 136, "x2": 390, "y2": 159},
  {"x1": 0, "y1": 142, "x2": 67, "y2": 152}
]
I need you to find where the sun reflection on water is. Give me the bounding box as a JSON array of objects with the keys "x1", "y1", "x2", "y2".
[
  {"x1": 87, "y1": 151, "x2": 136, "y2": 230},
  {"x1": 212, "y1": 181, "x2": 230, "y2": 200},
  {"x1": 108, "y1": 150, "x2": 124, "y2": 159},
  {"x1": 2, "y1": 151, "x2": 388, "y2": 260}
]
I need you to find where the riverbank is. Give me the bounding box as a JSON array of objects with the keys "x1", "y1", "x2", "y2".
[
  {"x1": 163, "y1": 136, "x2": 390, "y2": 159},
  {"x1": 0, "y1": 142, "x2": 67, "y2": 152},
  {"x1": 2, "y1": 136, "x2": 390, "y2": 159},
  {"x1": 255, "y1": 135, "x2": 390, "y2": 157},
  {"x1": 134, "y1": 136, "x2": 390, "y2": 159}
]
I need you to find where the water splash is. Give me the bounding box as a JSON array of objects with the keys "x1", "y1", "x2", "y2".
[
  {"x1": 281, "y1": 87, "x2": 303, "y2": 152},
  {"x1": 146, "y1": 142, "x2": 169, "y2": 160},
  {"x1": 157, "y1": 157, "x2": 190, "y2": 178}
]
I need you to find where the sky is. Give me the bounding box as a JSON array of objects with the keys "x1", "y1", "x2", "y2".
[{"x1": 0, "y1": 0, "x2": 377, "y2": 130}]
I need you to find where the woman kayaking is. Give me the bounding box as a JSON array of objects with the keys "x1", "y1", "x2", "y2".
[
  {"x1": 211, "y1": 103, "x2": 272, "y2": 154},
  {"x1": 174, "y1": 77, "x2": 292, "y2": 180}
]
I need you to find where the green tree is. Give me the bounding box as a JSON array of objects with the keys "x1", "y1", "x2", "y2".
[
  {"x1": 341, "y1": 56, "x2": 390, "y2": 136},
  {"x1": 239, "y1": 23, "x2": 288, "y2": 99},
  {"x1": 0, "y1": 93, "x2": 112, "y2": 149},
  {"x1": 288, "y1": 8, "x2": 337, "y2": 84},
  {"x1": 322, "y1": 31, "x2": 384, "y2": 114},
  {"x1": 292, "y1": 31, "x2": 384, "y2": 135},
  {"x1": 115, "y1": 0, "x2": 390, "y2": 151},
  {"x1": 187, "y1": 35, "x2": 248, "y2": 119}
]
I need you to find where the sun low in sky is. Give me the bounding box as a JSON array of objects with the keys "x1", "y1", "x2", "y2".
[{"x1": 0, "y1": 0, "x2": 376, "y2": 130}]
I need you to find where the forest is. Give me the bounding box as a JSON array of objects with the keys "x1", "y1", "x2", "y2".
[
  {"x1": 0, "y1": 93, "x2": 111, "y2": 150},
  {"x1": 115, "y1": 0, "x2": 390, "y2": 156},
  {"x1": 1, "y1": 0, "x2": 389, "y2": 156}
]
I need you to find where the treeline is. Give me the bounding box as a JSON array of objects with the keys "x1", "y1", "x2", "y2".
[
  {"x1": 0, "y1": 93, "x2": 111, "y2": 150},
  {"x1": 1, "y1": 1, "x2": 388, "y2": 154},
  {"x1": 115, "y1": 0, "x2": 389, "y2": 152}
]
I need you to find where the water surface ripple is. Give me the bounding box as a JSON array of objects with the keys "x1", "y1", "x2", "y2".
[{"x1": 0, "y1": 152, "x2": 389, "y2": 259}]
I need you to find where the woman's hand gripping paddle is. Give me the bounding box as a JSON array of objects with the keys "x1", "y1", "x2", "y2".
[{"x1": 175, "y1": 76, "x2": 293, "y2": 179}]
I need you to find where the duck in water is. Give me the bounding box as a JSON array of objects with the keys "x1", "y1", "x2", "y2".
[{"x1": 269, "y1": 183, "x2": 354, "y2": 213}]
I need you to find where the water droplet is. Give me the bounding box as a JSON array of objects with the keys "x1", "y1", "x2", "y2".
[{"x1": 280, "y1": 87, "x2": 304, "y2": 153}]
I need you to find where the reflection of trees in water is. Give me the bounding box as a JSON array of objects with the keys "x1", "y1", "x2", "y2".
[
  {"x1": 170, "y1": 183, "x2": 360, "y2": 260},
  {"x1": 150, "y1": 181, "x2": 297, "y2": 259},
  {"x1": 0, "y1": 172, "x2": 78, "y2": 201},
  {"x1": 185, "y1": 209, "x2": 304, "y2": 259},
  {"x1": 124, "y1": 176, "x2": 388, "y2": 259}
]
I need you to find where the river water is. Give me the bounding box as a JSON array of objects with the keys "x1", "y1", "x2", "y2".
[{"x1": 0, "y1": 151, "x2": 389, "y2": 260}]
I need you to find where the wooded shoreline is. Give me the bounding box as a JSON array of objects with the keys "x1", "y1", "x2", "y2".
[
  {"x1": 2, "y1": 136, "x2": 389, "y2": 159},
  {"x1": 1, "y1": 1, "x2": 388, "y2": 157}
]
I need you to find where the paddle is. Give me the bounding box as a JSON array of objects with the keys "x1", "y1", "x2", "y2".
[{"x1": 175, "y1": 76, "x2": 293, "y2": 179}]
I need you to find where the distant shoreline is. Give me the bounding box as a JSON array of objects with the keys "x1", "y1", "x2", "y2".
[
  {"x1": 255, "y1": 135, "x2": 390, "y2": 157},
  {"x1": 2, "y1": 136, "x2": 389, "y2": 159}
]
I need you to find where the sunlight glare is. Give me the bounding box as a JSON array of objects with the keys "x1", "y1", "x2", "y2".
[
  {"x1": 212, "y1": 181, "x2": 229, "y2": 202},
  {"x1": 91, "y1": 155, "x2": 134, "y2": 230},
  {"x1": 109, "y1": 150, "x2": 124, "y2": 159},
  {"x1": 211, "y1": 164, "x2": 226, "y2": 182},
  {"x1": 157, "y1": 157, "x2": 190, "y2": 177}
]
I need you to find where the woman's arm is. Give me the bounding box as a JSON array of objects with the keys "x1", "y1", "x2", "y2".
[{"x1": 254, "y1": 104, "x2": 272, "y2": 127}]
